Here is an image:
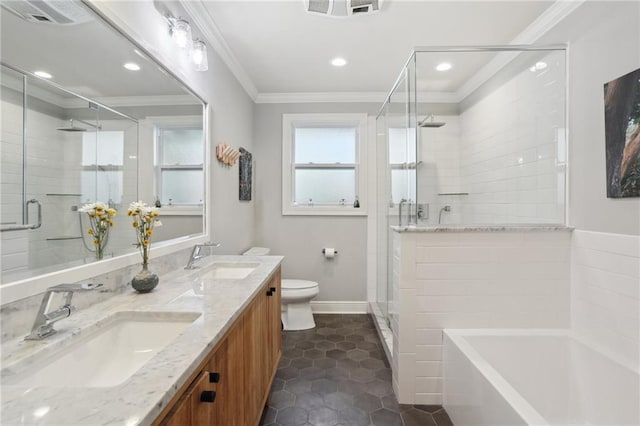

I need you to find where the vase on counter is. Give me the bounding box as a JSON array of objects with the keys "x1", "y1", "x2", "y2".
[{"x1": 131, "y1": 261, "x2": 159, "y2": 293}]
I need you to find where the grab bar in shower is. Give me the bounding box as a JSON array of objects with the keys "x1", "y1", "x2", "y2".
[{"x1": 1, "y1": 199, "x2": 42, "y2": 232}]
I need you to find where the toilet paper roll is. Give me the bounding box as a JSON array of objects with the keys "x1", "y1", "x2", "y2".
[{"x1": 323, "y1": 248, "x2": 336, "y2": 258}]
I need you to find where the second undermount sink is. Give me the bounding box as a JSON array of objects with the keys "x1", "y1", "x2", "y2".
[
  {"x1": 3, "y1": 311, "x2": 200, "y2": 388},
  {"x1": 203, "y1": 262, "x2": 259, "y2": 279}
]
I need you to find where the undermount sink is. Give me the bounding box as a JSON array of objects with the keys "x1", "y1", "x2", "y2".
[
  {"x1": 3, "y1": 311, "x2": 200, "y2": 388},
  {"x1": 203, "y1": 262, "x2": 259, "y2": 279}
]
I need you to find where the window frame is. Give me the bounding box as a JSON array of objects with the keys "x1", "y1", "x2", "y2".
[
  {"x1": 282, "y1": 113, "x2": 368, "y2": 216},
  {"x1": 153, "y1": 117, "x2": 204, "y2": 209}
]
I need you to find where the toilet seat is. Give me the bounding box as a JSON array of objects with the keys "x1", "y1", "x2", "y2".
[{"x1": 282, "y1": 279, "x2": 318, "y2": 290}]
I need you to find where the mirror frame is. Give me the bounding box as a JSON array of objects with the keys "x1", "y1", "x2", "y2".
[{"x1": 1, "y1": 0, "x2": 210, "y2": 304}]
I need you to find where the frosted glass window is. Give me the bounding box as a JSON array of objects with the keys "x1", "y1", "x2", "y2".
[
  {"x1": 294, "y1": 128, "x2": 356, "y2": 163},
  {"x1": 388, "y1": 128, "x2": 416, "y2": 164},
  {"x1": 160, "y1": 128, "x2": 203, "y2": 165},
  {"x1": 295, "y1": 169, "x2": 355, "y2": 204},
  {"x1": 391, "y1": 169, "x2": 415, "y2": 204},
  {"x1": 161, "y1": 170, "x2": 203, "y2": 205},
  {"x1": 82, "y1": 131, "x2": 124, "y2": 165},
  {"x1": 81, "y1": 170, "x2": 123, "y2": 204}
]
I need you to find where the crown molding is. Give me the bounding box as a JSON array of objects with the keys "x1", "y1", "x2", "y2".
[
  {"x1": 180, "y1": 0, "x2": 259, "y2": 101},
  {"x1": 454, "y1": 0, "x2": 583, "y2": 102},
  {"x1": 61, "y1": 94, "x2": 200, "y2": 109},
  {"x1": 255, "y1": 92, "x2": 387, "y2": 104}
]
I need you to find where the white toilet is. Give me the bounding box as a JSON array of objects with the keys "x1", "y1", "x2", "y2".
[{"x1": 243, "y1": 247, "x2": 319, "y2": 330}]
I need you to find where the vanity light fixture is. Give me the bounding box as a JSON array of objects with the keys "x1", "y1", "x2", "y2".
[
  {"x1": 166, "y1": 15, "x2": 208, "y2": 72},
  {"x1": 34, "y1": 70, "x2": 52, "y2": 79},
  {"x1": 192, "y1": 39, "x2": 208, "y2": 71},
  {"x1": 123, "y1": 62, "x2": 141, "y2": 71},
  {"x1": 331, "y1": 57, "x2": 347, "y2": 67},
  {"x1": 436, "y1": 62, "x2": 452, "y2": 72}
]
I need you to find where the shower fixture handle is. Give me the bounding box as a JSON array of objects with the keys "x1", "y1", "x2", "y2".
[{"x1": 398, "y1": 198, "x2": 408, "y2": 226}]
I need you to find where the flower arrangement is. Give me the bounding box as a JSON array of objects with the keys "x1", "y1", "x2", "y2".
[
  {"x1": 78, "y1": 201, "x2": 117, "y2": 260},
  {"x1": 127, "y1": 201, "x2": 161, "y2": 265}
]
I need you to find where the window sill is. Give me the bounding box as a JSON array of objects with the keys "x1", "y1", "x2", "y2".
[
  {"x1": 282, "y1": 206, "x2": 368, "y2": 216},
  {"x1": 157, "y1": 206, "x2": 203, "y2": 216}
]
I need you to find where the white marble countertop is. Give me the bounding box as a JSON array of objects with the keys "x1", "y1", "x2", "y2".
[
  {"x1": 0, "y1": 255, "x2": 283, "y2": 426},
  {"x1": 392, "y1": 225, "x2": 574, "y2": 233}
]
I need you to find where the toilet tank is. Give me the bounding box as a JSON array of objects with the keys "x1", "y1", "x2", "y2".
[{"x1": 243, "y1": 247, "x2": 271, "y2": 256}]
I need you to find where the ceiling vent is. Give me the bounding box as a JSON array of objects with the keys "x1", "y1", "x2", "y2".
[
  {"x1": 1, "y1": 0, "x2": 93, "y2": 25},
  {"x1": 306, "y1": 0, "x2": 383, "y2": 17}
]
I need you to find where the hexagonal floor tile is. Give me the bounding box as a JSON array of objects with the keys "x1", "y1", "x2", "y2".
[
  {"x1": 299, "y1": 366, "x2": 325, "y2": 380},
  {"x1": 308, "y1": 407, "x2": 338, "y2": 426},
  {"x1": 295, "y1": 392, "x2": 325, "y2": 411},
  {"x1": 311, "y1": 378, "x2": 338, "y2": 395},
  {"x1": 269, "y1": 390, "x2": 296, "y2": 409},
  {"x1": 315, "y1": 340, "x2": 335, "y2": 350},
  {"x1": 303, "y1": 349, "x2": 325, "y2": 359},
  {"x1": 314, "y1": 358, "x2": 337, "y2": 369},
  {"x1": 276, "y1": 406, "x2": 309, "y2": 426},
  {"x1": 326, "y1": 334, "x2": 345, "y2": 342},
  {"x1": 353, "y1": 392, "x2": 382, "y2": 413},
  {"x1": 291, "y1": 357, "x2": 314, "y2": 369},
  {"x1": 360, "y1": 358, "x2": 385, "y2": 371},
  {"x1": 326, "y1": 349, "x2": 347, "y2": 360},
  {"x1": 370, "y1": 408, "x2": 403, "y2": 426},
  {"x1": 346, "y1": 349, "x2": 368, "y2": 361},
  {"x1": 277, "y1": 366, "x2": 300, "y2": 380},
  {"x1": 335, "y1": 341, "x2": 356, "y2": 351},
  {"x1": 285, "y1": 378, "x2": 313, "y2": 395}
]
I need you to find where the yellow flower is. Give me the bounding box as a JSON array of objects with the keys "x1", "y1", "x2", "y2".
[
  {"x1": 107, "y1": 208, "x2": 117, "y2": 217},
  {"x1": 127, "y1": 211, "x2": 133, "y2": 216},
  {"x1": 89, "y1": 212, "x2": 96, "y2": 217},
  {"x1": 108, "y1": 219, "x2": 114, "y2": 226},
  {"x1": 132, "y1": 221, "x2": 139, "y2": 228},
  {"x1": 87, "y1": 229, "x2": 94, "y2": 235},
  {"x1": 146, "y1": 229, "x2": 153, "y2": 236},
  {"x1": 93, "y1": 238, "x2": 99, "y2": 245},
  {"x1": 142, "y1": 239, "x2": 149, "y2": 246},
  {"x1": 152, "y1": 211, "x2": 159, "y2": 217}
]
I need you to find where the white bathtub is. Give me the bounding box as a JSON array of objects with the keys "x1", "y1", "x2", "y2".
[{"x1": 443, "y1": 329, "x2": 639, "y2": 426}]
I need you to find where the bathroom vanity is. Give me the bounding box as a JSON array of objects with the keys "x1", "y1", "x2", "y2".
[{"x1": 0, "y1": 255, "x2": 283, "y2": 426}]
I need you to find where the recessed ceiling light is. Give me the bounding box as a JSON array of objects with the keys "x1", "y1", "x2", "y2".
[
  {"x1": 435, "y1": 62, "x2": 452, "y2": 72},
  {"x1": 535, "y1": 61, "x2": 547, "y2": 70},
  {"x1": 123, "y1": 62, "x2": 141, "y2": 71},
  {"x1": 331, "y1": 57, "x2": 347, "y2": 67},
  {"x1": 34, "y1": 71, "x2": 52, "y2": 79}
]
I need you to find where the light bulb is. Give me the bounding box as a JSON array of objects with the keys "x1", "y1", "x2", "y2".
[
  {"x1": 192, "y1": 39, "x2": 208, "y2": 71},
  {"x1": 172, "y1": 19, "x2": 192, "y2": 50}
]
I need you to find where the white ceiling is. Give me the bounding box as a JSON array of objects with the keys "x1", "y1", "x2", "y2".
[{"x1": 196, "y1": 0, "x2": 557, "y2": 96}]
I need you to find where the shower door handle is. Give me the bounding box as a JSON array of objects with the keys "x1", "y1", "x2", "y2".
[
  {"x1": 0, "y1": 199, "x2": 41, "y2": 232},
  {"x1": 26, "y1": 199, "x2": 42, "y2": 229}
]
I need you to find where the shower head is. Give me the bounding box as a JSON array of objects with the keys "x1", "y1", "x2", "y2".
[
  {"x1": 419, "y1": 114, "x2": 446, "y2": 128},
  {"x1": 56, "y1": 119, "x2": 101, "y2": 132}
]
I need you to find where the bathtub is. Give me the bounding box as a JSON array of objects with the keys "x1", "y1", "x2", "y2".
[{"x1": 443, "y1": 329, "x2": 639, "y2": 426}]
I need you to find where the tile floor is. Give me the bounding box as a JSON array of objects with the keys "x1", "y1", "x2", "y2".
[{"x1": 260, "y1": 314, "x2": 453, "y2": 426}]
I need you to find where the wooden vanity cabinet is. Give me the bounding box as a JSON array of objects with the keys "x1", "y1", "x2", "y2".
[{"x1": 156, "y1": 267, "x2": 281, "y2": 426}]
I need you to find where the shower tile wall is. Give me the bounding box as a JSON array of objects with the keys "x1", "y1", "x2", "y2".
[
  {"x1": 458, "y1": 52, "x2": 565, "y2": 224},
  {"x1": 571, "y1": 230, "x2": 640, "y2": 371},
  {"x1": 391, "y1": 230, "x2": 571, "y2": 404},
  {"x1": 1, "y1": 95, "x2": 85, "y2": 277},
  {"x1": 418, "y1": 116, "x2": 463, "y2": 225}
]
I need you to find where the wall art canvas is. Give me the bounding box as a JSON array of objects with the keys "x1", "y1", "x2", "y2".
[
  {"x1": 604, "y1": 68, "x2": 640, "y2": 198},
  {"x1": 239, "y1": 147, "x2": 252, "y2": 201}
]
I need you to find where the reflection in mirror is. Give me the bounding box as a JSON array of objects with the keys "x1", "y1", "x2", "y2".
[{"x1": 0, "y1": 1, "x2": 205, "y2": 286}]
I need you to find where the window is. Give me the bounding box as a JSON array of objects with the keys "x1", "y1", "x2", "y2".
[
  {"x1": 81, "y1": 131, "x2": 124, "y2": 204},
  {"x1": 156, "y1": 126, "x2": 203, "y2": 206},
  {"x1": 282, "y1": 113, "x2": 367, "y2": 215}
]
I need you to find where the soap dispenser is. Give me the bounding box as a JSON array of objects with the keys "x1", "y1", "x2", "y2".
[{"x1": 353, "y1": 196, "x2": 360, "y2": 208}]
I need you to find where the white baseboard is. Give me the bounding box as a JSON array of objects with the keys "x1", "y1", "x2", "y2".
[{"x1": 310, "y1": 301, "x2": 369, "y2": 314}]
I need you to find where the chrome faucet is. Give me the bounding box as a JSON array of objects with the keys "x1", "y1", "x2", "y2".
[
  {"x1": 25, "y1": 282, "x2": 103, "y2": 341},
  {"x1": 185, "y1": 242, "x2": 221, "y2": 269}
]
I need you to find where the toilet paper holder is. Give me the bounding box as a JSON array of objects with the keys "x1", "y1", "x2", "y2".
[{"x1": 321, "y1": 249, "x2": 338, "y2": 255}]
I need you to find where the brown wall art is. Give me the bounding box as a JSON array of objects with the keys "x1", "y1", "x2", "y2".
[{"x1": 604, "y1": 68, "x2": 640, "y2": 198}]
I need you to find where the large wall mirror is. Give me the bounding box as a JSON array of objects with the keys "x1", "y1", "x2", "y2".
[{"x1": 0, "y1": 1, "x2": 206, "y2": 287}]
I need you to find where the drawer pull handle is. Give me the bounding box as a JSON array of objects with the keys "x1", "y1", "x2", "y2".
[
  {"x1": 200, "y1": 390, "x2": 216, "y2": 403},
  {"x1": 266, "y1": 290, "x2": 273, "y2": 296},
  {"x1": 209, "y1": 372, "x2": 221, "y2": 383},
  {"x1": 270, "y1": 287, "x2": 276, "y2": 293}
]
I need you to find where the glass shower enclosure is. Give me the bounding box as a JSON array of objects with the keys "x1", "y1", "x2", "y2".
[{"x1": 375, "y1": 46, "x2": 567, "y2": 328}]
